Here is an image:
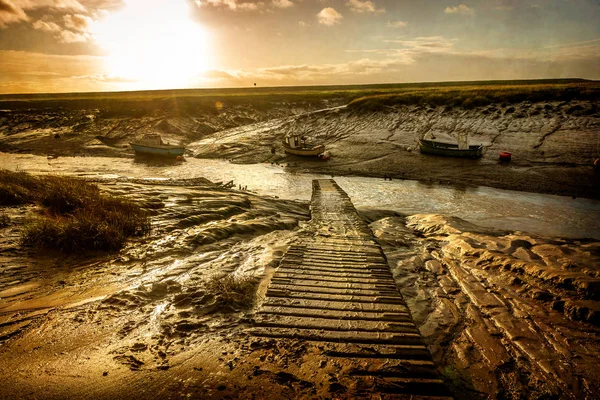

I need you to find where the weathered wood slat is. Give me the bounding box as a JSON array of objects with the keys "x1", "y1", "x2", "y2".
[{"x1": 249, "y1": 179, "x2": 449, "y2": 398}]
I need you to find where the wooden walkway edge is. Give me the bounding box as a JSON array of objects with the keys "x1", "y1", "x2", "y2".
[{"x1": 249, "y1": 179, "x2": 451, "y2": 398}]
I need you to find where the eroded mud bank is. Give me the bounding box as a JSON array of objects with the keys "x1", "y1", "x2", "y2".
[
  {"x1": 370, "y1": 213, "x2": 600, "y2": 399},
  {"x1": 1, "y1": 98, "x2": 598, "y2": 198},
  {"x1": 191, "y1": 100, "x2": 600, "y2": 198},
  {"x1": 0, "y1": 99, "x2": 340, "y2": 158}
]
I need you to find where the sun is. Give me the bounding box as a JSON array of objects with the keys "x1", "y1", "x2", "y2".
[{"x1": 93, "y1": 0, "x2": 212, "y2": 90}]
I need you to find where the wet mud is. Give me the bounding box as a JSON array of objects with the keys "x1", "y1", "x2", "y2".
[
  {"x1": 371, "y1": 213, "x2": 600, "y2": 399},
  {"x1": 0, "y1": 177, "x2": 312, "y2": 398},
  {"x1": 1, "y1": 94, "x2": 599, "y2": 398},
  {"x1": 0, "y1": 175, "x2": 598, "y2": 398}
]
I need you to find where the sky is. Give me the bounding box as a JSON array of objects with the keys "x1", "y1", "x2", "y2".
[{"x1": 0, "y1": 0, "x2": 599, "y2": 94}]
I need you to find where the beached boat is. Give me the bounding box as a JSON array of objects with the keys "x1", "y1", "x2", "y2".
[
  {"x1": 130, "y1": 134, "x2": 185, "y2": 157},
  {"x1": 282, "y1": 135, "x2": 325, "y2": 157},
  {"x1": 418, "y1": 138, "x2": 483, "y2": 158}
]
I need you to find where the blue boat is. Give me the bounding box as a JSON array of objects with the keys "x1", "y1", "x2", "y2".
[{"x1": 130, "y1": 134, "x2": 185, "y2": 157}]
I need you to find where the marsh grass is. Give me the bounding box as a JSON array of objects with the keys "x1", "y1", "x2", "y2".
[
  {"x1": 206, "y1": 273, "x2": 257, "y2": 311},
  {"x1": 1, "y1": 79, "x2": 596, "y2": 117},
  {"x1": 0, "y1": 170, "x2": 39, "y2": 205},
  {"x1": 347, "y1": 83, "x2": 600, "y2": 111},
  {"x1": 0, "y1": 169, "x2": 150, "y2": 252}
]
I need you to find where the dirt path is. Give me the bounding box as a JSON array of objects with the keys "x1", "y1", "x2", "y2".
[{"x1": 248, "y1": 179, "x2": 450, "y2": 397}]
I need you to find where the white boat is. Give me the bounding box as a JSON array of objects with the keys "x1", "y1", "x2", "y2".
[
  {"x1": 282, "y1": 135, "x2": 325, "y2": 157},
  {"x1": 130, "y1": 134, "x2": 185, "y2": 157}
]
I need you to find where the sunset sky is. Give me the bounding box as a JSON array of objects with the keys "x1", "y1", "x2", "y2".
[{"x1": 0, "y1": 0, "x2": 599, "y2": 94}]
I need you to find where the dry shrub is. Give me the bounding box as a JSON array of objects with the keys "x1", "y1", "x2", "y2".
[
  {"x1": 206, "y1": 273, "x2": 257, "y2": 311},
  {"x1": 0, "y1": 169, "x2": 149, "y2": 252},
  {"x1": 0, "y1": 170, "x2": 39, "y2": 205}
]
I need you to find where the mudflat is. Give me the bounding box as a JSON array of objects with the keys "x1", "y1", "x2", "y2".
[{"x1": 1, "y1": 81, "x2": 600, "y2": 399}]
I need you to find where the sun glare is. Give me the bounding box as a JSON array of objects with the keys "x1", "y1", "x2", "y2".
[{"x1": 94, "y1": 0, "x2": 211, "y2": 89}]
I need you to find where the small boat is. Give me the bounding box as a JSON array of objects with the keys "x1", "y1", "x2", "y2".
[
  {"x1": 130, "y1": 134, "x2": 185, "y2": 157},
  {"x1": 418, "y1": 138, "x2": 483, "y2": 159},
  {"x1": 282, "y1": 135, "x2": 325, "y2": 157},
  {"x1": 499, "y1": 151, "x2": 512, "y2": 161}
]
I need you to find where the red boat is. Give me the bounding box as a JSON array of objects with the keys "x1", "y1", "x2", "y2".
[{"x1": 499, "y1": 151, "x2": 512, "y2": 161}]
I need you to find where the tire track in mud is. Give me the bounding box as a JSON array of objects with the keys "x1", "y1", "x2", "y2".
[{"x1": 249, "y1": 179, "x2": 451, "y2": 398}]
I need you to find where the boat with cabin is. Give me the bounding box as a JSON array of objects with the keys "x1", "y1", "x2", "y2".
[
  {"x1": 282, "y1": 135, "x2": 325, "y2": 157},
  {"x1": 418, "y1": 133, "x2": 483, "y2": 158},
  {"x1": 130, "y1": 134, "x2": 185, "y2": 157}
]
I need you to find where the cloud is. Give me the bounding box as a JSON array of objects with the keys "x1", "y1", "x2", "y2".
[
  {"x1": 272, "y1": 0, "x2": 292, "y2": 8},
  {"x1": 201, "y1": 69, "x2": 239, "y2": 80},
  {"x1": 227, "y1": 56, "x2": 419, "y2": 84},
  {"x1": 0, "y1": 0, "x2": 29, "y2": 27},
  {"x1": 13, "y1": 0, "x2": 87, "y2": 12},
  {"x1": 0, "y1": 49, "x2": 106, "y2": 93},
  {"x1": 72, "y1": 73, "x2": 136, "y2": 82},
  {"x1": 58, "y1": 29, "x2": 87, "y2": 42},
  {"x1": 63, "y1": 13, "x2": 92, "y2": 31},
  {"x1": 1, "y1": 0, "x2": 97, "y2": 28},
  {"x1": 317, "y1": 7, "x2": 342, "y2": 26},
  {"x1": 382, "y1": 36, "x2": 457, "y2": 52},
  {"x1": 346, "y1": 35, "x2": 460, "y2": 63},
  {"x1": 223, "y1": 40, "x2": 600, "y2": 86},
  {"x1": 387, "y1": 20, "x2": 407, "y2": 28},
  {"x1": 32, "y1": 14, "x2": 91, "y2": 42},
  {"x1": 444, "y1": 4, "x2": 475, "y2": 16},
  {"x1": 347, "y1": 0, "x2": 384, "y2": 14},
  {"x1": 32, "y1": 19, "x2": 61, "y2": 32},
  {"x1": 194, "y1": 0, "x2": 264, "y2": 11},
  {"x1": 298, "y1": 20, "x2": 309, "y2": 27}
]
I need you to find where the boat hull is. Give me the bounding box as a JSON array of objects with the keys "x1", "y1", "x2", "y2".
[
  {"x1": 418, "y1": 139, "x2": 482, "y2": 158},
  {"x1": 130, "y1": 143, "x2": 185, "y2": 157},
  {"x1": 283, "y1": 145, "x2": 325, "y2": 157}
]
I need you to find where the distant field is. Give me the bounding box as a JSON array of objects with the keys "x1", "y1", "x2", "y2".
[{"x1": 0, "y1": 79, "x2": 598, "y2": 113}]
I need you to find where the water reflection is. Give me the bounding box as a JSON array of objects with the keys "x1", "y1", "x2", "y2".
[{"x1": 133, "y1": 154, "x2": 185, "y2": 167}]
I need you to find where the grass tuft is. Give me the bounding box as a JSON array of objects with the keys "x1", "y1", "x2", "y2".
[
  {"x1": 206, "y1": 273, "x2": 257, "y2": 311},
  {"x1": 0, "y1": 170, "x2": 39, "y2": 205},
  {"x1": 0, "y1": 213, "x2": 9, "y2": 227},
  {"x1": 0, "y1": 169, "x2": 150, "y2": 252}
]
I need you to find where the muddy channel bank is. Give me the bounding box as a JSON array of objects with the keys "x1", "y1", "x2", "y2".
[{"x1": 1, "y1": 99, "x2": 599, "y2": 198}]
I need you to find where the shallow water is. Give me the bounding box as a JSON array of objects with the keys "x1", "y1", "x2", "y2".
[{"x1": 2, "y1": 152, "x2": 599, "y2": 239}]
